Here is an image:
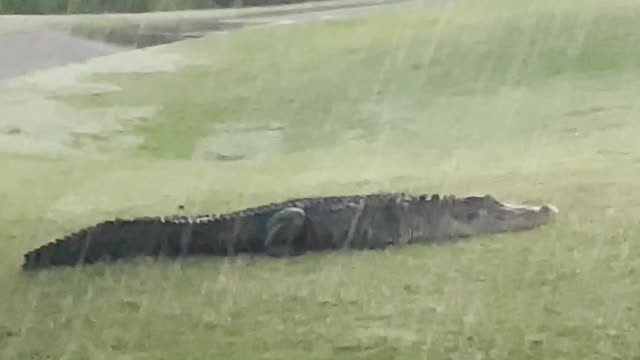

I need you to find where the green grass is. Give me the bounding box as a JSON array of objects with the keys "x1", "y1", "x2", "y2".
[{"x1": 3, "y1": 0, "x2": 640, "y2": 358}]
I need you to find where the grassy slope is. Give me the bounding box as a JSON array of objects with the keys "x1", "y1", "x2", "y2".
[
  {"x1": 3, "y1": 0, "x2": 640, "y2": 358},
  {"x1": 0, "y1": 0, "x2": 404, "y2": 34}
]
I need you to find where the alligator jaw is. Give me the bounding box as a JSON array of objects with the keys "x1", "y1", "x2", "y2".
[
  {"x1": 494, "y1": 200, "x2": 559, "y2": 232},
  {"x1": 501, "y1": 202, "x2": 559, "y2": 214},
  {"x1": 410, "y1": 195, "x2": 561, "y2": 241}
]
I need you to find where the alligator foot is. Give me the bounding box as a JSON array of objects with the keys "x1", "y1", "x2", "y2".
[{"x1": 265, "y1": 207, "x2": 306, "y2": 257}]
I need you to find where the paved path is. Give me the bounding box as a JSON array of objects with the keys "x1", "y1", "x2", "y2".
[{"x1": 0, "y1": 30, "x2": 124, "y2": 80}]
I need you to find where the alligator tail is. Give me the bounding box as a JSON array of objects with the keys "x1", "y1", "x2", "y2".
[{"x1": 22, "y1": 215, "x2": 222, "y2": 271}]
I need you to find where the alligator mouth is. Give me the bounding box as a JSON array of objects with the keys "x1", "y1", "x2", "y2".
[
  {"x1": 498, "y1": 202, "x2": 559, "y2": 230},
  {"x1": 501, "y1": 201, "x2": 559, "y2": 212}
]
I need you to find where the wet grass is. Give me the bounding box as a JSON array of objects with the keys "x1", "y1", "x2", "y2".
[{"x1": 3, "y1": 0, "x2": 640, "y2": 358}]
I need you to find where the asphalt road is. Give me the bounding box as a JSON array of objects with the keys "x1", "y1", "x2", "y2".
[{"x1": 0, "y1": 30, "x2": 123, "y2": 80}]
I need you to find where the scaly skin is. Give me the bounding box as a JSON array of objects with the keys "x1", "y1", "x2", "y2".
[{"x1": 21, "y1": 192, "x2": 558, "y2": 271}]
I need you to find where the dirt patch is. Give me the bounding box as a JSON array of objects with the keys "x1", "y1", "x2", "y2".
[
  {"x1": 192, "y1": 123, "x2": 286, "y2": 162},
  {"x1": 0, "y1": 83, "x2": 157, "y2": 156}
]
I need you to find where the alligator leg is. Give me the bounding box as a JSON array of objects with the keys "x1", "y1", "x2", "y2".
[{"x1": 264, "y1": 207, "x2": 306, "y2": 257}]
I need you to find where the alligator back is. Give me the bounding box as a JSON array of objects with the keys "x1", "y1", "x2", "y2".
[{"x1": 20, "y1": 194, "x2": 374, "y2": 271}]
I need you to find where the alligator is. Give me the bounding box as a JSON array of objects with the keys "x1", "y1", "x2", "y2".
[{"x1": 21, "y1": 192, "x2": 558, "y2": 271}]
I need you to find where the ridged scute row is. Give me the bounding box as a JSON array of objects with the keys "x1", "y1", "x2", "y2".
[
  {"x1": 21, "y1": 192, "x2": 450, "y2": 271},
  {"x1": 21, "y1": 214, "x2": 220, "y2": 271}
]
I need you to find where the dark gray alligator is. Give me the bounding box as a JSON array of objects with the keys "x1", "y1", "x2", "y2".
[{"x1": 21, "y1": 192, "x2": 558, "y2": 271}]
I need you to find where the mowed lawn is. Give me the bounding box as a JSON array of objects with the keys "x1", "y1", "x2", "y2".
[{"x1": 3, "y1": 0, "x2": 640, "y2": 358}]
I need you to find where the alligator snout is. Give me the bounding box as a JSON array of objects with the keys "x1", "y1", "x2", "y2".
[{"x1": 541, "y1": 204, "x2": 559, "y2": 214}]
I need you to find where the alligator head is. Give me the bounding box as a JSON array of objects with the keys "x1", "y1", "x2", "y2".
[{"x1": 401, "y1": 194, "x2": 558, "y2": 241}]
